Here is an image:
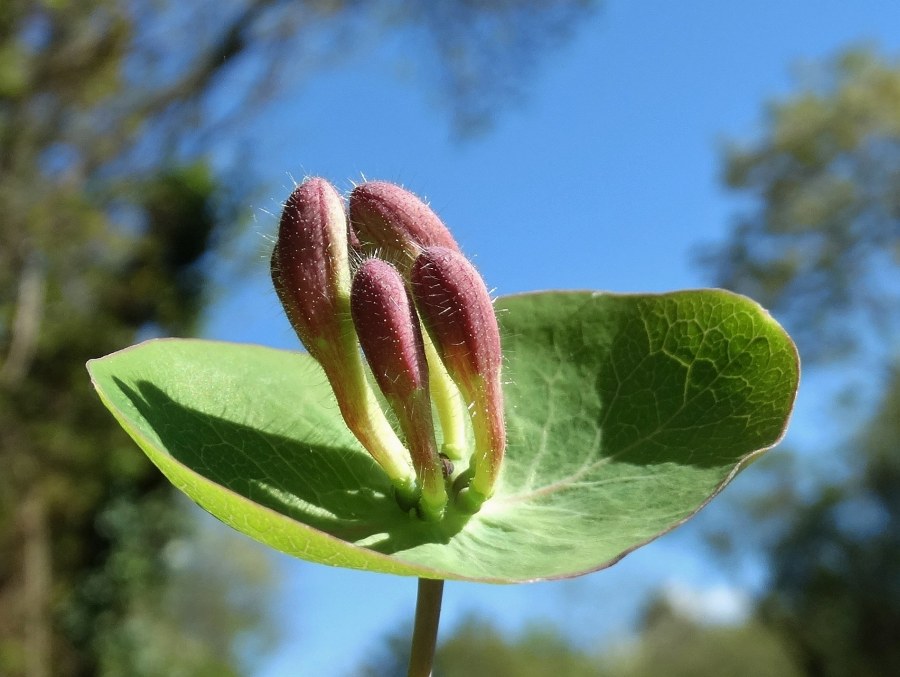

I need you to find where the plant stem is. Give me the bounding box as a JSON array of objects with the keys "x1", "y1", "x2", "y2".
[{"x1": 407, "y1": 578, "x2": 444, "y2": 677}]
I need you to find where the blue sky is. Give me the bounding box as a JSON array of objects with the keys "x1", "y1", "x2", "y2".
[{"x1": 198, "y1": 2, "x2": 900, "y2": 674}]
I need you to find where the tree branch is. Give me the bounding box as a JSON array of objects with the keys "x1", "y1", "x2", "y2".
[{"x1": 1, "y1": 254, "x2": 46, "y2": 387}]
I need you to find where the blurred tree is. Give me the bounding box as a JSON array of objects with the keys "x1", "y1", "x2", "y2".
[
  {"x1": 435, "y1": 618, "x2": 605, "y2": 677},
  {"x1": 705, "y1": 48, "x2": 900, "y2": 677},
  {"x1": 0, "y1": 1, "x2": 598, "y2": 675},
  {"x1": 706, "y1": 49, "x2": 900, "y2": 363},
  {"x1": 610, "y1": 597, "x2": 800, "y2": 677},
  {"x1": 394, "y1": 0, "x2": 597, "y2": 135},
  {"x1": 357, "y1": 615, "x2": 608, "y2": 677},
  {"x1": 755, "y1": 368, "x2": 900, "y2": 677},
  {"x1": 357, "y1": 624, "x2": 413, "y2": 677},
  {"x1": 358, "y1": 598, "x2": 803, "y2": 677}
]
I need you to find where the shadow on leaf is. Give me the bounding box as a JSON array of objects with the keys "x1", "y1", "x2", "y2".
[{"x1": 114, "y1": 378, "x2": 470, "y2": 553}]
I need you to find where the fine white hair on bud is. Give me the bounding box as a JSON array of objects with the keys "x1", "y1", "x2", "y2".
[
  {"x1": 272, "y1": 177, "x2": 350, "y2": 362},
  {"x1": 349, "y1": 181, "x2": 459, "y2": 273}
]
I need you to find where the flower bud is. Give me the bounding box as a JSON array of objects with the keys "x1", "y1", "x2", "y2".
[
  {"x1": 349, "y1": 181, "x2": 459, "y2": 273},
  {"x1": 410, "y1": 246, "x2": 505, "y2": 511},
  {"x1": 350, "y1": 181, "x2": 468, "y2": 461},
  {"x1": 272, "y1": 178, "x2": 418, "y2": 508},
  {"x1": 272, "y1": 178, "x2": 350, "y2": 362},
  {"x1": 351, "y1": 258, "x2": 447, "y2": 520}
]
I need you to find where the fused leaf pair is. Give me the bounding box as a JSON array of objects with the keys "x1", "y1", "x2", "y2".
[
  {"x1": 88, "y1": 185, "x2": 801, "y2": 581},
  {"x1": 270, "y1": 178, "x2": 504, "y2": 520}
]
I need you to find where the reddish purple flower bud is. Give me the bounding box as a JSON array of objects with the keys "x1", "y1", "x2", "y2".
[
  {"x1": 351, "y1": 260, "x2": 429, "y2": 402},
  {"x1": 272, "y1": 178, "x2": 418, "y2": 508},
  {"x1": 271, "y1": 177, "x2": 350, "y2": 365},
  {"x1": 411, "y1": 246, "x2": 505, "y2": 508},
  {"x1": 351, "y1": 258, "x2": 447, "y2": 520},
  {"x1": 349, "y1": 181, "x2": 459, "y2": 272},
  {"x1": 410, "y1": 247, "x2": 502, "y2": 396}
]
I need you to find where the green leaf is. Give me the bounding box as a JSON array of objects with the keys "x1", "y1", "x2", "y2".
[{"x1": 87, "y1": 290, "x2": 799, "y2": 583}]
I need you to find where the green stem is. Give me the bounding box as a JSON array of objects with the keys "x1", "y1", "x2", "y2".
[
  {"x1": 407, "y1": 578, "x2": 444, "y2": 677},
  {"x1": 422, "y1": 331, "x2": 467, "y2": 461}
]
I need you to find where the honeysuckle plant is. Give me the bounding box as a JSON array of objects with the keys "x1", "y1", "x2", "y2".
[{"x1": 88, "y1": 177, "x2": 800, "y2": 676}]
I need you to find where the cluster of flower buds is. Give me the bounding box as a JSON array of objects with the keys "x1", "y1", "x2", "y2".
[{"x1": 272, "y1": 178, "x2": 504, "y2": 520}]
